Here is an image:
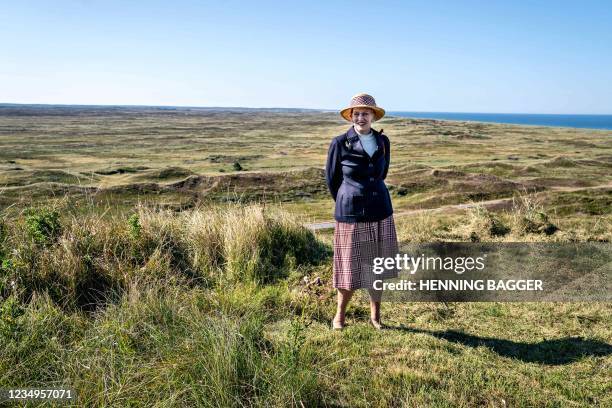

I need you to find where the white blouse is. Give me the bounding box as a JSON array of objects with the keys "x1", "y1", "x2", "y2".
[{"x1": 355, "y1": 129, "x2": 377, "y2": 157}]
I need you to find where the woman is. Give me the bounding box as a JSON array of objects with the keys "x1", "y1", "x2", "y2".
[{"x1": 325, "y1": 93, "x2": 399, "y2": 330}]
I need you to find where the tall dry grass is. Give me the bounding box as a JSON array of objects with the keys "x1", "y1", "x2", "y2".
[
  {"x1": 0, "y1": 202, "x2": 325, "y2": 312},
  {"x1": 0, "y1": 202, "x2": 328, "y2": 406},
  {"x1": 1, "y1": 197, "x2": 610, "y2": 406}
]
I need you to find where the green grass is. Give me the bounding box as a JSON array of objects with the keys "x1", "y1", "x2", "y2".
[
  {"x1": 0, "y1": 201, "x2": 611, "y2": 407},
  {"x1": 1, "y1": 108, "x2": 611, "y2": 222},
  {"x1": 0, "y1": 107, "x2": 610, "y2": 406}
]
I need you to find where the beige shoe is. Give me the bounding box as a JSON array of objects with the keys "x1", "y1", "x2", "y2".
[
  {"x1": 332, "y1": 318, "x2": 345, "y2": 330},
  {"x1": 370, "y1": 319, "x2": 383, "y2": 330}
]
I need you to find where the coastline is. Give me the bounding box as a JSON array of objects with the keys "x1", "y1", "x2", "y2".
[
  {"x1": 2, "y1": 103, "x2": 611, "y2": 130},
  {"x1": 388, "y1": 111, "x2": 612, "y2": 131}
]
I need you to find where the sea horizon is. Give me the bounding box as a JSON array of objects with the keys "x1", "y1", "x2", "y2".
[
  {"x1": 1, "y1": 103, "x2": 612, "y2": 130},
  {"x1": 388, "y1": 111, "x2": 612, "y2": 130}
]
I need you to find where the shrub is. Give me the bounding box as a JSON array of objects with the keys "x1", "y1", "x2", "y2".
[
  {"x1": 511, "y1": 194, "x2": 558, "y2": 236},
  {"x1": 128, "y1": 213, "x2": 142, "y2": 239},
  {"x1": 24, "y1": 207, "x2": 62, "y2": 245},
  {"x1": 467, "y1": 205, "x2": 511, "y2": 239}
]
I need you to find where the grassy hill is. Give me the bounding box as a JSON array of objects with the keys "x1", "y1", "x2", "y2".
[
  {"x1": 0, "y1": 202, "x2": 610, "y2": 406},
  {"x1": 0, "y1": 106, "x2": 611, "y2": 406},
  {"x1": 1, "y1": 106, "x2": 611, "y2": 221}
]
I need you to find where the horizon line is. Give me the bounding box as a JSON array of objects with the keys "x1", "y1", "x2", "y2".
[{"x1": 1, "y1": 102, "x2": 611, "y2": 116}]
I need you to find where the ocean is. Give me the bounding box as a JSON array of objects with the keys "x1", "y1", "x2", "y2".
[{"x1": 388, "y1": 112, "x2": 612, "y2": 130}]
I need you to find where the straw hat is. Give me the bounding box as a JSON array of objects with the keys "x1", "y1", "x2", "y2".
[{"x1": 340, "y1": 93, "x2": 385, "y2": 122}]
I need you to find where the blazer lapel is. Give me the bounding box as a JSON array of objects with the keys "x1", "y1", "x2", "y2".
[
  {"x1": 371, "y1": 128, "x2": 383, "y2": 158},
  {"x1": 347, "y1": 126, "x2": 383, "y2": 158},
  {"x1": 347, "y1": 126, "x2": 364, "y2": 155}
]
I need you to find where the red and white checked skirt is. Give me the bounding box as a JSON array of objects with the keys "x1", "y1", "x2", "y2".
[{"x1": 333, "y1": 214, "x2": 400, "y2": 290}]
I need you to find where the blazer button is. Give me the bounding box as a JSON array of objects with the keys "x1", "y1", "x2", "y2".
[
  {"x1": 373, "y1": 192, "x2": 378, "y2": 196},
  {"x1": 369, "y1": 177, "x2": 374, "y2": 181},
  {"x1": 369, "y1": 163, "x2": 373, "y2": 168}
]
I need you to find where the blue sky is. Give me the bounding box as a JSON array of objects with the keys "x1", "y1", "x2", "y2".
[{"x1": 1, "y1": 0, "x2": 611, "y2": 113}]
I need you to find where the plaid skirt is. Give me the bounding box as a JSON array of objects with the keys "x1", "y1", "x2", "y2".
[{"x1": 333, "y1": 214, "x2": 400, "y2": 290}]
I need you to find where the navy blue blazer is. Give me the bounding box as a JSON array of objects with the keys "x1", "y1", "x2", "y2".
[{"x1": 325, "y1": 126, "x2": 394, "y2": 222}]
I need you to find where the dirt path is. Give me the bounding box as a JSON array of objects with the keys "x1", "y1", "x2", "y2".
[{"x1": 305, "y1": 182, "x2": 612, "y2": 231}]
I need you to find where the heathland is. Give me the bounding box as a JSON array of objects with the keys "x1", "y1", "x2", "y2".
[{"x1": 0, "y1": 105, "x2": 610, "y2": 406}]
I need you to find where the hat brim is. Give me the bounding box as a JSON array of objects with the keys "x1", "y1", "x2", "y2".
[{"x1": 340, "y1": 105, "x2": 385, "y2": 122}]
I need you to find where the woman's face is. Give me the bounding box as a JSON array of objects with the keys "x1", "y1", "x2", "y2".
[{"x1": 351, "y1": 107, "x2": 375, "y2": 133}]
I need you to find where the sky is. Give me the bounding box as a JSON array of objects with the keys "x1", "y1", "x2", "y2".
[{"x1": 1, "y1": 0, "x2": 611, "y2": 114}]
